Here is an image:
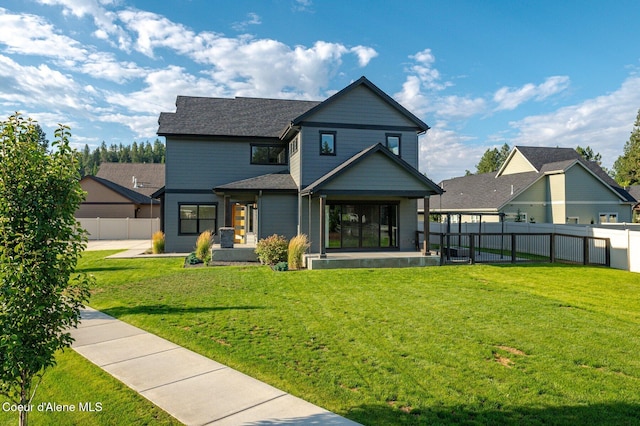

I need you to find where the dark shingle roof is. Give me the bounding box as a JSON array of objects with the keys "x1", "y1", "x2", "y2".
[
  {"x1": 86, "y1": 175, "x2": 159, "y2": 205},
  {"x1": 214, "y1": 170, "x2": 297, "y2": 192},
  {"x1": 435, "y1": 146, "x2": 636, "y2": 211},
  {"x1": 514, "y1": 146, "x2": 581, "y2": 171},
  {"x1": 435, "y1": 171, "x2": 540, "y2": 211},
  {"x1": 158, "y1": 96, "x2": 320, "y2": 138},
  {"x1": 96, "y1": 163, "x2": 165, "y2": 197}
]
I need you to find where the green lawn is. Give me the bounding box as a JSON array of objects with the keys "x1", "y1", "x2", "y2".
[
  {"x1": 63, "y1": 251, "x2": 640, "y2": 425},
  {"x1": 0, "y1": 349, "x2": 181, "y2": 425}
]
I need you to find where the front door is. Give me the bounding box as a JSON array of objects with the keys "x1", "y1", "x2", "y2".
[{"x1": 232, "y1": 203, "x2": 246, "y2": 244}]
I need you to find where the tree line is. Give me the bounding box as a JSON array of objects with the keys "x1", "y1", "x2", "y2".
[
  {"x1": 76, "y1": 139, "x2": 165, "y2": 177},
  {"x1": 468, "y1": 108, "x2": 640, "y2": 188}
]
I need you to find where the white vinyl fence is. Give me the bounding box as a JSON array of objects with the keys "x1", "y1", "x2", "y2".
[
  {"x1": 429, "y1": 221, "x2": 640, "y2": 273},
  {"x1": 78, "y1": 218, "x2": 160, "y2": 240}
]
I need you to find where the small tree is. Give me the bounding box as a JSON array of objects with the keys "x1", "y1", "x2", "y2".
[{"x1": 0, "y1": 114, "x2": 92, "y2": 426}]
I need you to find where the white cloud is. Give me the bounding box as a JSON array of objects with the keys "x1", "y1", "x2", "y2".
[
  {"x1": 293, "y1": 0, "x2": 313, "y2": 12},
  {"x1": 115, "y1": 9, "x2": 373, "y2": 98},
  {"x1": 0, "y1": 8, "x2": 86, "y2": 60},
  {"x1": 493, "y1": 75, "x2": 570, "y2": 111},
  {"x1": 0, "y1": 54, "x2": 83, "y2": 109},
  {"x1": 232, "y1": 13, "x2": 262, "y2": 31},
  {"x1": 105, "y1": 65, "x2": 222, "y2": 115},
  {"x1": 419, "y1": 122, "x2": 484, "y2": 182},
  {"x1": 350, "y1": 45, "x2": 378, "y2": 67},
  {"x1": 506, "y1": 75, "x2": 640, "y2": 168}
]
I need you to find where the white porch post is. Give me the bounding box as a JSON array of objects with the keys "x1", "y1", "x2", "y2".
[{"x1": 319, "y1": 195, "x2": 326, "y2": 258}]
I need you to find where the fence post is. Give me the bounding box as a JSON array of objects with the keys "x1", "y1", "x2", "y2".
[
  {"x1": 439, "y1": 233, "x2": 445, "y2": 266},
  {"x1": 550, "y1": 233, "x2": 555, "y2": 263},
  {"x1": 583, "y1": 237, "x2": 589, "y2": 265},
  {"x1": 605, "y1": 237, "x2": 611, "y2": 267},
  {"x1": 511, "y1": 234, "x2": 517, "y2": 263},
  {"x1": 469, "y1": 234, "x2": 475, "y2": 264}
]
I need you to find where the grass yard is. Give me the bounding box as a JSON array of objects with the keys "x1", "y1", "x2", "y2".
[
  {"x1": 0, "y1": 349, "x2": 181, "y2": 425},
  {"x1": 8, "y1": 251, "x2": 638, "y2": 425}
]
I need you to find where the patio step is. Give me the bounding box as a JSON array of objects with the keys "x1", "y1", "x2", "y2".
[{"x1": 305, "y1": 253, "x2": 440, "y2": 270}]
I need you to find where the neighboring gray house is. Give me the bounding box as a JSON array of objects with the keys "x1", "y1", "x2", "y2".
[
  {"x1": 424, "y1": 146, "x2": 636, "y2": 224},
  {"x1": 155, "y1": 76, "x2": 443, "y2": 254}
]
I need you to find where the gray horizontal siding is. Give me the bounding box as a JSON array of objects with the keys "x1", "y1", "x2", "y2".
[
  {"x1": 324, "y1": 153, "x2": 428, "y2": 192},
  {"x1": 259, "y1": 193, "x2": 298, "y2": 240},
  {"x1": 164, "y1": 192, "x2": 221, "y2": 253},
  {"x1": 166, "y1": 137, "x2": 288, "y2": 190},
  {"x1": 299, "y1": 127, "x2": 418, "y2": 187},
  {"x1": 305, "y1": 85, "x2": 417, "y2": 127}
]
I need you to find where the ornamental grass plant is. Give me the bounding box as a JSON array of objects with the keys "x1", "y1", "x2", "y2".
[
  {"x1": 152, "y1": 231, "x2": 165, "y2": 254},
  {"x1": 195, "y1": 230, "x2": 213, "y2": 263},
  {"x1": 288, "y1": 234, "x2": 310, "y2": 270}
]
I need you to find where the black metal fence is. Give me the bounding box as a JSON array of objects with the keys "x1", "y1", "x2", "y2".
[{"x1": 429, "y1": 232, "x2": 610, "y2": 266}]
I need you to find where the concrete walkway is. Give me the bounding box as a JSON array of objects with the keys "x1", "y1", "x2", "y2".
[{"x1": 71, "y1": 307, "x2": 359, "y2": 426}]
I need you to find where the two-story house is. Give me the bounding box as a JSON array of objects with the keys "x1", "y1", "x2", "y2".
[
  {"x1": 425, "y1": 146, "x2": 636, "y2": 224},
  {"x1": 155, "y1": 77, "x2": 443, "y2": 254}
]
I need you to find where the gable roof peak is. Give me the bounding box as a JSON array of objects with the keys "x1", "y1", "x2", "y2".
[{"x1": 288, "y1": 76, "x2": 430, "y2": 133}]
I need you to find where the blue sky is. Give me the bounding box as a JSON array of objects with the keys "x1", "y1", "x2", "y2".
[{"x1": 1, "y1": 0, "x2": 640, "y2": 182}]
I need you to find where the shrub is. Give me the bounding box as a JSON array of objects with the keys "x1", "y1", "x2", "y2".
[
  {"x1": 195, "y1": 230, "x2": 213, "y2": 263},
  {"x1": 273, "y1": 261, "x2": 288, "y2": 272},
  {"x1": 288, "y1": 234, "x2": 310, "y2": 270},
  {"x1": 152, "y1": 231, "x2": 165, "y2": 254},
  {"x1": 255, "y1": 234, "x2": 288, "y2": 265},
  {"x1": 185, "y1": 252, "x2": 203, "y2": 266}
]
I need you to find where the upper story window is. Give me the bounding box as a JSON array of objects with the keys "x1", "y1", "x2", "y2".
[
  {"x1": 320, "y1": 131, "x2": 336, "y2": 156},
  {"x1": 251, "y1": 144, "x2": 287, "y2": 165},
  {"x1": 289, "y1": 136, "x2": 298, "y2": 156},
  {"x1": 385, "y1": 134, "x2": 401, "y2": 156}
]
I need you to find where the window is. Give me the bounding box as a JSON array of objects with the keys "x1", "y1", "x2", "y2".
[
  {"x1": 251, "y1": 144, "x2": 287, "y2": 165},
  {"x1": 599, "y1": 213, "x2": 618, "y2": 223},
  {"x1": 385, "y1": 134, "x2": 401, "y2": 156},
  {"x1": 320, "y1": 131, "x2": 336, "y2": 155},
  {"x1": 326, "y1": 203, "x2": 398, "y2": 249},
  {"x1": 566, "y1": 217, "x2": 579, "y2": 224},
  {"x1": 179, "y1": 204, "x2": 217, "y2": 235},
  {"x1": 289, "y1": 136, "x2": 298, "y2": 155}
]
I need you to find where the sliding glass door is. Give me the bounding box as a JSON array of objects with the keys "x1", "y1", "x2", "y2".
[{"x1": 326, "y1": 203, "x2": 398, "y2": 250}]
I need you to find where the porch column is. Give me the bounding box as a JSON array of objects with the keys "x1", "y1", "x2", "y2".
[
  {"x1": 422, "y1": 196, "x2": 430, "y2": 255},
  {"x1": 319, "y1": 195, "x2": 327, "y2": 258}
]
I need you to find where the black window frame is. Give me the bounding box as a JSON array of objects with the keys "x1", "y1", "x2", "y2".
[
  {"x1": 319, "y1": 131, "x2": 337, "y2": 156},
  {"x1": 178, "y1": 203, "x2": 218, "y2": 235},
  {"x1": 250, "y1": 144, "x2": 288, "y2": 165},
  {"x1": 385, "y1": 133, "x2": 401, "y2": 156}
]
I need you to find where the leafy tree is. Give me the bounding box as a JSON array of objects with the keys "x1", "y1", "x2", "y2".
[
  {"x1": 0, "y1": 114, "x2": 92, "y2": 426},
  {"x1": 475, "y1": 143, "x2": 510, "y2": 174},
  {"x1": 33, "y1": 124, "x2": 49, "y2": 151},
  {"x1": 613, "y1": 109, "x2": 640, "y2": 186},
  {"x1": 576, "y1": 145, "x2": 602, "y2": 165}
]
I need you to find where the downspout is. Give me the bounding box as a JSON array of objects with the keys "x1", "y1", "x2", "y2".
[{"x1": 257, "y1": 190, "x2": 263, "y2": 239}]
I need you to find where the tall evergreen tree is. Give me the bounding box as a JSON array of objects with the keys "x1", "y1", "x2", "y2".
[
  {"x1": 475, "y1": 143, "x2": 511, "y2": 174},
  {"x1": 576, "y1": 145, "x2": 602, "y2": 165},
  {"x1": 613, "y1": 109, "x2": 640, "y2": 186}
]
